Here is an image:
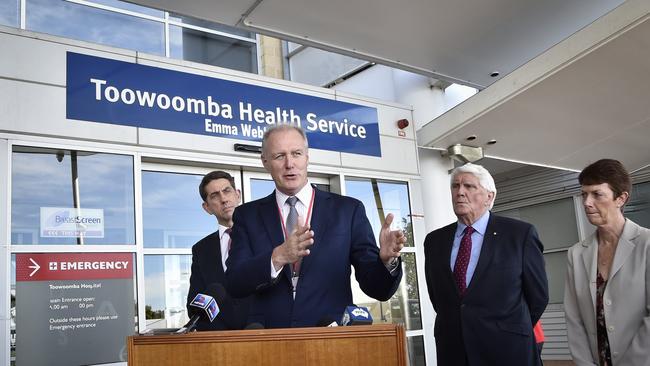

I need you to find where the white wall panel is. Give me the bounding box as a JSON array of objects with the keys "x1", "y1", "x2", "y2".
[
  {"x1": 0, "y1": 79, "x2": 137, "y2": 144},
  {"x1": 0, "y1": 79, "x2": 137, "y2": 143},
  {"x1": 341, "y1": 135, "x2": 418, "y2": 175},
  {"x1": 0, "y1": 28, "x2": 135, "y2": 86},
  {"x1": 335, "y1": 93, "x2": 415, "y2": 139}
]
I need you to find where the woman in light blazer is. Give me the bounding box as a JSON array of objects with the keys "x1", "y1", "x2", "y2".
[{"x1": 565, "y1": 159, "x2": 650, "y2": 366}]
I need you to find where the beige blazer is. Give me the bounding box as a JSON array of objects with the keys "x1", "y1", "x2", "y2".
[{"x1": 564, "y1": 219, "x2": 650, "y2": 366}]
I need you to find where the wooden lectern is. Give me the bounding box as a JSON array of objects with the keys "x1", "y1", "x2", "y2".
[{"x1": 128, "y1": 324, "x2": 407, "y2": 366}]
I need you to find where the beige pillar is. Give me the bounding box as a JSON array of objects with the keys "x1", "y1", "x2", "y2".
[{"x1": 258, "y1": 35, "x2": 284, "y2": 79}]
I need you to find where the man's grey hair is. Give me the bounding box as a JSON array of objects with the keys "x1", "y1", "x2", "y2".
[
  {"x1": 261, "y1": 124, "x2": 309, "y2": 158},
  {"x1": 451, "y1": 163, "x2": 497, "y2": 209}
]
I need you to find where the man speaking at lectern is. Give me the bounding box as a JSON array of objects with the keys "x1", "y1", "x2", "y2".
[{"x1": 226, "y1": 124, "x2": 404, "y2": 328}]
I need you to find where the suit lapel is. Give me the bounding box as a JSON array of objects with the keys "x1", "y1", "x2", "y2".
[
  {"x1": 581, "y1": 234, "x2": 598, "y2": 307},
  {"x1": 465, "y1": 215, "x2": 497, "y2": 297},
  {"x1": 258, "y1": 191, "x2": 291, "y2": 283},
  {"x1": 609, "y1": 219, "x2": 639, "y2": 280},
  {"x1": 259, "y1": 192, "x2": 285, "y2": 250},
  {"x1": 441, "y1": 223, "x2": 460, "y2": 297},
  {"x1": 213, "y1": 234, "x2": 225, "y2": 277}
]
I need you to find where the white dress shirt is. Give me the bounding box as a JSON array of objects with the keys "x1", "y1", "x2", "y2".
[
  {"x1": 270, "y1": 182, "x2": 314, "y2": 278},
  {"x1": 218, "y1": 224, "x2": 231, "y2": 271}
]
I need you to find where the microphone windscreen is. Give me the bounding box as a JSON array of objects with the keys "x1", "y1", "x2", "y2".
[
  {"x1": 201, "y1": 282, "x2": 240, "y2": 328},
  {"x1": 341, "y1": 306, "x2": 373, "y2": 326},
  {"x1": 189, "y1": 292, "x2": 219, "y2": 322}
]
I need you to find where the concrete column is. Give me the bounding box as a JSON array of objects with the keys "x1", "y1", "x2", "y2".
[
  {"x1": 259, "y1": 35, "x2": 284, "y2": 79},
  {"x1": 418, "y1": 148, "x2": 456, "y2": 233}
]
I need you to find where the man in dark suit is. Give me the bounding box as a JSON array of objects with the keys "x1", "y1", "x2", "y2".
[
  {"x1": 424, "y1": 163, "x2": 548, "y2": 366},
  {"x1": 226, "y1": 124, "x2": 405, "y2": 328},
  {"x1": 187, "y1": 171, "x2": 249, "y2": 330}
]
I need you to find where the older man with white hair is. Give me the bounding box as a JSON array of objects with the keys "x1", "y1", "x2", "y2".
[{"x1": 424, "y1": 163, "x2": 548, "y2": 366}]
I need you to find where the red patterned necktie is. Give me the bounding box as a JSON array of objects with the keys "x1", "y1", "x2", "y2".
[{"x1": 453, "y1": 226, "x2": 474, "y2": 296}]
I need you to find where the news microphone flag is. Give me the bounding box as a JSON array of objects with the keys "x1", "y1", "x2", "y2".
[
  {"x1": 340, "y1": 306, "x2": 372, "y2": 326},
  {"x1": 190, "y1": 293, "x2": 220, "y2": 322}
]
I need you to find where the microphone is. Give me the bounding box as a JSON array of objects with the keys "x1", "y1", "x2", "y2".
[
  {"x1": 317, "y1": 317, "x2": 339, "y2": 327},
  {"x1": 340, "y1": 306, "x2": 373, "y2": 326},
  {"x1": 179, "y1": 283, "x2": 230, "y2": 333}
]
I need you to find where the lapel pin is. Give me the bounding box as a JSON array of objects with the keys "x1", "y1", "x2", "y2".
[{"x1": 493, "y1": 232, "x2": 497, "y2": 236}]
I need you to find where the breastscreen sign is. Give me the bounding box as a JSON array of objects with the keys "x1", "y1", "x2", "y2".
[
  {"x1": 15, "y1": 253, "x2": 135, "y2": 366},
  {"x1": 66, "y1": 52, "x2": 382, "y2": 156},
  {"x1": 40, "y1": 207, "x2": 104, "y2": 238}
]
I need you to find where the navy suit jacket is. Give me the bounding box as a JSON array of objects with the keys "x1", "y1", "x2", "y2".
[
  {"x1": 187, "y1": 231, "x2": 250, "y2": 330},
  {"x1": 225, "y1": 187, "x2": 402, "y2": 328},
  {"x1": 424, "y1": 214, "x2": 548, "y2": 366}
]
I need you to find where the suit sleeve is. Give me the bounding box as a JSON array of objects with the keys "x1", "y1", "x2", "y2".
[
  {"x1": 563, "y1": 246, "x2": 597, "y2": 366},
  {"x1": 522, "y1": 224, "x2": 549, "y2": 324},
  {"x1": 225, "y1": 207, "x2": 278, "y2": 298},
  {"x1": 187, "y1": 245, "x2": 204, "y2": 314},
  {"x1": 618, "y1": 240, "x2": 650, "y2": 366},
  {"x1": 350, "y1": 201, "x2": 402, "y2": 301}
]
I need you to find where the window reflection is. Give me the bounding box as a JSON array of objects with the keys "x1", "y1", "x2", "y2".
[
  {"x1": 345, "y1": 178, "x2": 422, "y2": 331},
  {"x1": 169, "y1": 25, "x2": 257, "y2": 73},
  {"x1": 352, "y1": 253, "x2": 421, "y2": 330},
  {"x1": 0, "y1": 0, "x2": 19, "y2": 27},
  {"x1": 88, "y1": 0, "x2": 164, "y2": 17},
  {"x1": 346, "y1": 178, "x2": 414, "y2": 246},
  {"x1": 144, "y1": 255, "x2": 191, "y2": 329},
  {"x1": 169, "y1": 13, "x2": 253, "y2": 38},
  {"x1": 407, "y1": 336, "x2": 426, "y2": 366},
  {"x1": 498, "y1": 198, "x2": 578, "y2": 251},
  {"x1": 625, "y1": 181, "x2": 650, "y2": 227},
  {"x1": 142, "y1": 171, "x2": 215, "y2": 249},
  {"x1": 26, "y1": 0, "x2": 164, "y2": 55},
  {"x1": 11, "y1": 146, "x2": 135, "y2": 245}
]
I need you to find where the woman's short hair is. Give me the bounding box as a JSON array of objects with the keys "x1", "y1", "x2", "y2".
[
  {"x1": 450, "y1": 163, "x2": 497, "y2": 209},
  {"x1": 578, "y1": 159, "x2": 632, "y2": 202}
]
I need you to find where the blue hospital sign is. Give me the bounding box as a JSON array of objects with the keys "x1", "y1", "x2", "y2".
[{"x1": 66, "y1": 52, "x2": 382, "y2": 156}]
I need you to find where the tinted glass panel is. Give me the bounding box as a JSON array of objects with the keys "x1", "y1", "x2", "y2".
[
  {"x1": 0, "y1": 0, "x2": 19, "y2": 27},
  {"x1": 26, "y1": 0, "x2": 164, "y2": 55},
  {"x1": 544, "y1": 251, "x2": 568, "y2": 304},
  {"x1": 346, "y1": 178, "x2": 414, "y2": 247},
  {"x1": 626, "y1": 181, "x2": 650, "y2": 227},
  {"x1": 351, "y1": 252, "x2": 422, "y2": 330},
  {"x1": 144, "y1": 255, "x2": 191, "y2": 329},
  {"x1": 11, "y1": 147, "x2": 135, "y2": 245},
  {"x1": 142, "y1": 171, "x2": 215, "y2": 249},
  {"x1": 499, "y1": 198, "x2": 578, "y2": 250},
  {"x1": 407, "y1": 335, "x2": 426, "y2": 366},
  {"x1": 88, "y1": 0, "x2": 163, "y2": 17},
  {"x1": 170, "y1": 25, "x2": 257, "y2": 73},
  {"x1": 169, "y1": 13, "x2": 253, "y2": 38}
]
